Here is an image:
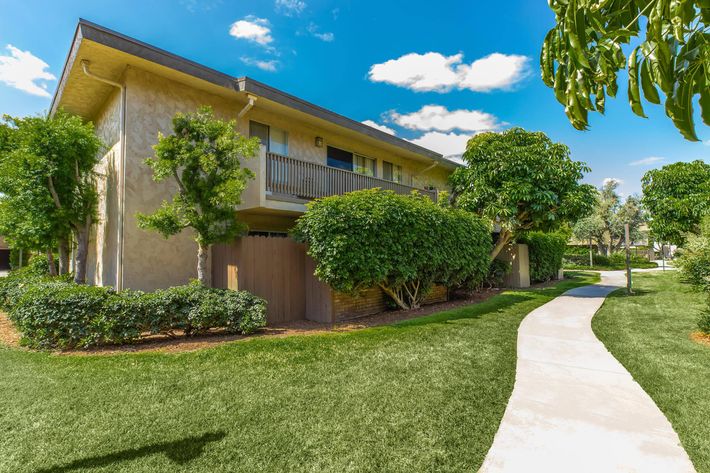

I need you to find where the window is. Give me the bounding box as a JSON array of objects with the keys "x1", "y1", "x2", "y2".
[
  {"x1": 327, "y1": 146, "x2": 353, "y2": 171},
  {"x1": 327, "y1": 146, "x2": 377, "y2": 176},
  {"x1": 249, "y1": 121, "x2": 289, "y2": 156},
  {"x1": 382, "y1": 161, "x2": 403, "y2": 183},
  {"x1": 353, "y1": 154, "x2": 376, "y2": 176}
]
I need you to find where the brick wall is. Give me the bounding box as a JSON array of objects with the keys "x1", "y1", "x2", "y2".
[{"x1": 334, "y1": 285, "x2": 449, "y2": 321}]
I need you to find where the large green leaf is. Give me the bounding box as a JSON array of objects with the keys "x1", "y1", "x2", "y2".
[
  {"x1": 628, "y1": 47, "x2": 647, "y2": 117},
  {"x1": 640, "y1": 58, "x2": 662, "y2": 104}
]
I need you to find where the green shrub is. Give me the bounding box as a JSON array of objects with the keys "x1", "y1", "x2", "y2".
[
  {"x1": 563, "y1": 252, "x2": 657, "y2": 269},
  {"x1": 483, "y1": 259, "x2": 511, "y2": 289},
  {"x1": 293, "y1": 189, "x2": 492, "y2": 310},
  {"x1": 11, "y1": 282, "x2": 113, "y2": 349},
  {"x1": 698, "y1": 308, "x2": 710, "y2": 334},
  {"x1": 8, "y1": 279, "x2": 267, "y2": 349},
  {"x1": 675, "y1": 234, "x2": 710, "y2": 290},
  {"x1": 520, "y1": 232, "x2": 567, "y2": 283}
]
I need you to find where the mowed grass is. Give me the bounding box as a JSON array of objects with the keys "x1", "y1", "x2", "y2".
[
  {"x1": 593, "y1": 272, "x2": 710, "y2": 472},
  {"x1": 0, "y1": 273, "x2": 598, "y2": 473}
]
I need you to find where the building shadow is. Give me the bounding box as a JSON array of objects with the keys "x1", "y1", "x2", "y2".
[{"x1": 35, "y1": 431, "x2": 226, "y2": 473}]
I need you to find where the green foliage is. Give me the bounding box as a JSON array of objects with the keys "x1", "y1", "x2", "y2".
[
  {"x1": 449, "y1": 128, "x2": 596, "y2": 259},
  {"x1": 698, "y1": 310, "x2": 710, "y2": 334},
  {"x1": 0, "y1": 112, "x2": 102, "y2": 247},
  {"x1": 542, "y1": 0, "x2": 709, "y2": 140},
  {"x1": 4, "y1": 272, "x2": 267, "y2": 349},
  {"x1": 137, "y1": 106, "x2": 259, "y2": 246},
  {"x1": 574, "y1": 179, "x2": 647, "y2": 254},
  {"x1": 519, "y1": 232, "x2": 568, "y2": 283},
  {"x1": 483, "y1": 259, "x2": 512, "y2": 289},
  {"x1": 293, "y1": 189, "x2": 492, "y2": 310},
  {"x1": 642, "y1": 160, "x2": 710, "y2": 244},
  {"x1": 563, "y1": 252, "x2": 657, "y2": 270}
]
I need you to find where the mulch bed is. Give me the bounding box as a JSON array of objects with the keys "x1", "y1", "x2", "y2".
[
  {"x1": 690, "y1": 331, "x2": 710, "y2": 347},
  {"x1": 0, "y1": 280, "x2": 565, "y2": 356}
]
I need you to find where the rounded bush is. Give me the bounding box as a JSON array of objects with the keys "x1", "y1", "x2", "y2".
[{"x1": 519, "y1": 232, "x2": 567, "y2": 283}]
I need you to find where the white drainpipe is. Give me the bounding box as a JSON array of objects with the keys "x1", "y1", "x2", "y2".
[
  {"x1": 237, "y1": 94, "x2": 257, "y2": 120},
  {"x1": 80, "y1": 60, "x2": 127, "y2": 291}
]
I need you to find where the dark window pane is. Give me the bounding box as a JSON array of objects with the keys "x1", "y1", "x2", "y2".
[
  {"x1": 383, "y1": 161, "x2": 393, "y2": 181},
  {"x1": 249, "y1": 121, "x2": 270, "y2": 151},
  {"x1": 327, "y1": 146, "x2": 353, "y2": 171}
]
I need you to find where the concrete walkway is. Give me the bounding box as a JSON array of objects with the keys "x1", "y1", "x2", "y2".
[{"x1": 480, "y1": 271, "x2": 695, "y2": 473}]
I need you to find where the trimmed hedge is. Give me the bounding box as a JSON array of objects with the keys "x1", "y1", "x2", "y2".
[
  {"x1": 2, "y1": 264, "x2": 267, "y2": 349},
  {"x1": 563, "y1": 252, "x2": 657, "y2": 269},
  {"x1": 293, "y1": 189, "x2": 492, "y2": 310},
  {"x1": 519, "y1": 232, "x2": 567, "y2": 283}
]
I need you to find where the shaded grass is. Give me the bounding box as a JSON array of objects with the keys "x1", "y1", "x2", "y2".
[
  {"x1": 0, "y1": 272, "x2": 598, "y2": 473},
  {"x1": 593, "y1": 272, "x2": 710, "y2": 472}
]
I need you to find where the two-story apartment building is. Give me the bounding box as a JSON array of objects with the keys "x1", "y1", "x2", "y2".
[{"x1": 50, "y1": 20, "x2": 459, "y2": 323}]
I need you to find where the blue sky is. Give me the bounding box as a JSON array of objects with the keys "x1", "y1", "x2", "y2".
[{"x1": 0, "y1": 0, "x2": 708, "y2": 195}]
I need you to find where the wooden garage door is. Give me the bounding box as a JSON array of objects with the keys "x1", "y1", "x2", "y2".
[{"x1": 212, "y1": 236, "x2": 307, "y2": 324}]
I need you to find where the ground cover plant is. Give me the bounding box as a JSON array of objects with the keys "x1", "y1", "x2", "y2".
[
  {"x1": 593, "y1": 272, "x2": 710, "y2": 471},
  {"x1": 0, "y1": 272, "x2": 598, "y2": 473}
]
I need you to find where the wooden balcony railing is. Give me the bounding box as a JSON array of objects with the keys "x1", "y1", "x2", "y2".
[{"x1": 265, "y1": 153, "x2": 438, "y2": 202}]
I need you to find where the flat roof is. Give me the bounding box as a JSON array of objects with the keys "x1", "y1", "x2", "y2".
[{"x1": 51, "y1": 19, "x2": 459, "y2": 169}]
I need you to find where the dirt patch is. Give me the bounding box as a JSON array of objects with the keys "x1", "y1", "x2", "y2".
[
  {"x1": 0, "y1": 312, "x2": 21, "y2": 347},
  {"x1": 0, "y1": 279, "x2": 563, "y2": 356},
  {"x1": 690, "y1": 331, "x2": 710, "y2": 347}
]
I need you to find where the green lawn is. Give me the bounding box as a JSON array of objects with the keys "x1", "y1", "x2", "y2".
[
  {"x1": 593, "y1": 272, "x2": 710, "y2": 472},
  {"x1": 0, "y1": 273, "x2": 597, "y2": 473}
]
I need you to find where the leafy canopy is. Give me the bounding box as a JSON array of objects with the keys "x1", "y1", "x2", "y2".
[
  {"x1": 293, "y1": 189, "x2": 492, "y2": 310},
  {"x1": 542, "y1": 0, "x2": 709, "y2": 140},
  {"x1": 0, "y1": 112, "x2": 102, "y2": 252},
  {"x1": 573, "y1": 179, "x2": 647, "y2": 254},
  {"x1": 137, "y1": 106, "x2": 259, "y2": 246},
  {"x1": 641, "y1": 159, "x2": 710, "y2": 244},
  {"x1": 449, "y1": 127, "x2": 596, "y2": 259}
]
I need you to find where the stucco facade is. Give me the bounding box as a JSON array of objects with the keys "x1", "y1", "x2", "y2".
[{"x1": 54, "y1": 21, "x2": 459, "y2": 293}]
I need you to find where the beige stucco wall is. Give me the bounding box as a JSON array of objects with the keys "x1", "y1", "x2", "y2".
[
  {"x1": 107, "y1": 66, "x2": 452, "y2": 291},
  {"x1": 87, "y1": 88, "x2": 121, "y2": 287}
]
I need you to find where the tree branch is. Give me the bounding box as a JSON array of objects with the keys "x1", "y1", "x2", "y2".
[{"x1": 47, "y1": 176, "x2": 62, "y2": 209}]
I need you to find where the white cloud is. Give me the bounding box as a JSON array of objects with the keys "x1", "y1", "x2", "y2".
[
  {"x1": 368, "y1": 52, "x2": 529, "y2": 92},
  {"x1": 229, "y1": 16, "x2": 273, "y2": 46},
  {"x1": 390, "y1": 105, "x2": 499, "y2": 133},
  {"x1": 409, "y1": 131, "x2": 472, "y2": 156},
  {"x1": 0, "y1": 45, "x2": 55, "y2": 97},
  {"x1": 275, "y1": 0, "x2": 306, "y2": 16},
  {"x1": 307, "y1": 23, "x2": 334, "y2": 42},
  {"x1": 629, "y1": 156, "x2": 665, "y2": 166},
  {"x1": 362, "y1": 120, "x2": 395, "y2": 135},
  {"x1": 603, "y1": 177, "x2": 624, "y2": 186},
  {"x1": 240, "y1": 57, "x2": 278, "y2": 72}
]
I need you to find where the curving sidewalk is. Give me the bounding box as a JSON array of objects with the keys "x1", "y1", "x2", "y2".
[{"x1": 480, "y1": 271, "x2": 695, "y2": 473}]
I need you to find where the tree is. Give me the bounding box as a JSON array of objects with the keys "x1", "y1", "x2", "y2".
[
  {"x1": 642, "y1": 160, "x2": 710, "y2": 244},
  {"x1": 541, "y1": 0, "x2": 709, "y2": 141},
  {"x1": 137, "y1": 106, "x2": 259, "y2": 286},
  {"x1": 573, "y1": 179, "x2": 647, "y2": 255},
  {"x1": 449, "y1": 127, "x2": 596, "y2": 261},
  {"x1": 293, "y1": 189, "x2": 491, "y2": 310},
  {"x1": 0, "y1": 112, "x2": 103, "y2": 282}
]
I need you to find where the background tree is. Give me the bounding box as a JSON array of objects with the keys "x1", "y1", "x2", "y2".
[
  {"x1": 449, "y1": 127, "x2": 596, "y2": 260},
  {"x1": 542, "y1": 0, "x2": 709, "y2": 140},
  {"x1": 573, "y1": 179, "x2": 647, "y2": 255},
  {"x1": 0, "y1": 112, "x2": 102, "y2": 281},
  {"x1": 137, "y1": 106, "x2": 259, "y2": 286},
  {"x1": 642, "y1": 160, "x2": 710, "y2": 245}
]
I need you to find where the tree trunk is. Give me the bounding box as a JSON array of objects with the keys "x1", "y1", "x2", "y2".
[
  {"x1": 58, "y1": 239, "x2": 70, "y2": 275},
  {"x1": 490, "y1": 229, "x2": 513, "y2": 261},
  {"x1": 46, "y1": 249, "x2": 57, "y2": 276},
  {"x1": 197, "y1": 242, "x2": 211, "y2": 286},
  {"x1": 73, "y1": 216, "x2": 91, "y2": 284},
  {"x1": 588, "y1": 237, "x2": 593, "y2": 268}
]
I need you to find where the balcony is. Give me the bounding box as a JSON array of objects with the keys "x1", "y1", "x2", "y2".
[{"x1": 265, "y1": 152, "x2": 438, "y2": 202}]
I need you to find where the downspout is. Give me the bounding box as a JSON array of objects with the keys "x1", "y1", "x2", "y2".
[
  {"x1": 80, "y1": 60, "x2": 126, "y2": 291},
  {"x1": 237, "y1": 94, "x2": 257, "y2": 120}
]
